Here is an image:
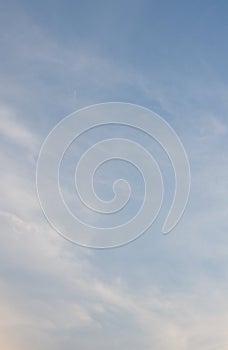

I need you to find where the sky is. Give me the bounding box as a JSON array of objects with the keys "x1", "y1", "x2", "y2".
[{"x1": 1, "y1": 0, "x2": 228, "y2": 349}]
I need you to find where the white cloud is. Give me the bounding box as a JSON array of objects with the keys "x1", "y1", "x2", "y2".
[
  {"x1": 0, "y1": 106, "x2": 38, "y2": 150},
  {"x1": 0, "y1": 9, "x2": 228, "y2": 349}
]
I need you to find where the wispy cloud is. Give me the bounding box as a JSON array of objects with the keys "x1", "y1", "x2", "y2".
[
  {"x1": 0, "y1": 106, "x2": 38, "y2": 149},
  {"x1": 1, "y1": 2, "x2": 228, "y2": 349}
]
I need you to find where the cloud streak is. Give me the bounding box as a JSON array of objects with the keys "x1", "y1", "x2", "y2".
[{"x1": 1, "y1": 2, "x2": 228, "y2": 349}]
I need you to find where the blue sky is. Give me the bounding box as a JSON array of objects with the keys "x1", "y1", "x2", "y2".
[{"x1": 1, "y1": 1, "x2": 228, "y2": 349}]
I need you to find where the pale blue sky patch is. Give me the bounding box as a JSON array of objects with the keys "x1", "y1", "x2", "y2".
[{"x1": 1, "y1": 1, "x2": 228, "y2": 349}]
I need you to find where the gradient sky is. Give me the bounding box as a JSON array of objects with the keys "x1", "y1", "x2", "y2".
[{"x1": 1, "y1": 1, "x2": 228, "y2": 349}]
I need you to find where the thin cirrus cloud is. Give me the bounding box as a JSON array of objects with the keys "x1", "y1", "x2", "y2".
[{"x1": 1, "y1": 1, "x2": 228, "y2": 349}]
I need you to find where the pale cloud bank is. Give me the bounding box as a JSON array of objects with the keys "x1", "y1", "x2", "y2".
[{"x1": 1, "y1": 3, "x2": 228, "y2": 349}]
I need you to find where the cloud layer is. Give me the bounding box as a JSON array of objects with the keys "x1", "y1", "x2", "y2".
[{"x1": 1, "y1": 1, "x2": 228, "y2": 349}]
